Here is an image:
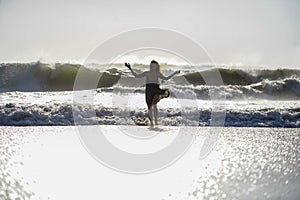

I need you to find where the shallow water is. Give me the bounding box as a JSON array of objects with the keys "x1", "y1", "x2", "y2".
[
  {"x1": 1, "y1": 91, "x2": 299, "y2": 127},
  {"x1": 0, "y1": 126, "x2": 299, "y2": 200}
]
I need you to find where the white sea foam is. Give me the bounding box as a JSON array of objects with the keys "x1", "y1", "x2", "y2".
[{"x1": 0, "y1": 91, "x2": 299, "y2": 127}]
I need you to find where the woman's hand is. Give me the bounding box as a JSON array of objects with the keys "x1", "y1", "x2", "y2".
[{"x1": 124, "y1": 62, "x2": 131, "y2": 70}]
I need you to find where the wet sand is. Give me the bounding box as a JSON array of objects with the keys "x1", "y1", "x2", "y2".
[{"x1": 0, "y1": 126, "x2": 299, "y2": 200}]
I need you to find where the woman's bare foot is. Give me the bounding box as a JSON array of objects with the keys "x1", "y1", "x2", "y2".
[{"x1": 150, "y1": 122, "x2": 154, "y2": 127}]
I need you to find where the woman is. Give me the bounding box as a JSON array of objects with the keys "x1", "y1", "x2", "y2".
[{"x1": 125, "y1": 60, "x2": 180, "y2": 127}]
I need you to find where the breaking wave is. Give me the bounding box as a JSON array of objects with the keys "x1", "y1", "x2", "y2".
[{"x1": 0, "y1": 62, "x2": 299, "y2": 99}]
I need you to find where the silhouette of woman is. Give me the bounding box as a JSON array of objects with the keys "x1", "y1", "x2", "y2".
[{"x1": 125, "y1": 60, "x2": 180, "y2": 127}]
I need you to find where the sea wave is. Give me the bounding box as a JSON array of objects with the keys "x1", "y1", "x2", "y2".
[
  {"x1": 0, "y1": 62, "x2": 121, "y2": 92},
  {"x1": 98, "y1": 77, "x2": 300, "y2": 100},
  {"x1": 182, "y1": 67, "x2": 300, "y2": 86},
  {"x1": 0, "y1": 62, "x2": 299, "y2": 99}
]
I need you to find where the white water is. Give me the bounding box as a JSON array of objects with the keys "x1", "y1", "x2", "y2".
[{"x1": 0, "y1": 91, "x2": 299, "y2": 127}]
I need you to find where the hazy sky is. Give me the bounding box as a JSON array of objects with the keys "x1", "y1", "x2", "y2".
[{"x1": 0, "y1": 0, "x2": 299, "y2": 66}]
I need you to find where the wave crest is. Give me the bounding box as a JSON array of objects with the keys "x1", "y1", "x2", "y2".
[{"x1": 0, "y1": 62, "x2": 299, "y2": 99}]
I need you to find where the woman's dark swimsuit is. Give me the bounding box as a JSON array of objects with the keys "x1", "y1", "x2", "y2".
[{"x1": 145, "y1": 83, "x2": 170, "y2": 108}]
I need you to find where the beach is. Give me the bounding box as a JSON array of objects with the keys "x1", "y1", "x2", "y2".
[
  {"x1": 0, "y1": 62, "x2": 300, "y2": 199},
  {"x1": 1, "y1": 126, "x2": 299, "y2": 200},
  {"x1": 1, "y1": 0, "x2": 300, "y2": 199}
]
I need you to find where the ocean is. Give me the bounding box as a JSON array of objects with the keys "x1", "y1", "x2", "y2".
[
  {"x1": 0, "y1": 62, "x2": 299, "y2": 199},
  {"x1": 0, "y1": 62, "x2": 299, "y2": 127}
]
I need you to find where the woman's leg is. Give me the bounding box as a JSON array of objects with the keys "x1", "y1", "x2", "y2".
[
  {"x1": 153, "y1": 104, "x2": 158, "y2": 125},
  {"x1": 148, "y1": 105, "x2": 154, "y2": 127}
]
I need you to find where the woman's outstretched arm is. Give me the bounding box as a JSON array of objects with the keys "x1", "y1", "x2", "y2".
[
  {"x1": 125, "y1": 63, "x2": 147, "y2": 78},
  {"x1": 159, "y1": 70, "x2": 180, "y2": 80}
]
